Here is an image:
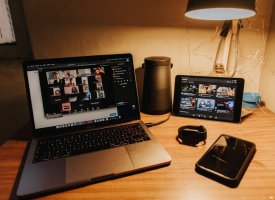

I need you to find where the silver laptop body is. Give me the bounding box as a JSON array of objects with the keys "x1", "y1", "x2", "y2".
[{"x1": 17, "y1": 54, "x2": 171, "y2": 198}]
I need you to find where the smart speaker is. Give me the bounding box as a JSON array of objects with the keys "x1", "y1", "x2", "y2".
[{"x1": 142, "y1": 56, "x2": 172, "y2": 115}]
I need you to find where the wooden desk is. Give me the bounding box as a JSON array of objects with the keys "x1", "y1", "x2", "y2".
[{"x1": 1, "y1": 108, "x2": 275, "y2": 199}]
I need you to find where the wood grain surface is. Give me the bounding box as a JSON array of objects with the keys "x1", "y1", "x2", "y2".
[{"x1": 0, "y1": 107, "x2": 275, "y2": 200}]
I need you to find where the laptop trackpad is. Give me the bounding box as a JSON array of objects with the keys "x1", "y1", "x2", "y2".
[{"x1": 66, "y1": 147, "x2": 134, "y2": 183}]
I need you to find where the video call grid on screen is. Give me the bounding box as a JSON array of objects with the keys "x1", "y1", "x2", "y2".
[
  {"x1": 24, "y1": 55, "x2": 139, "y2": 130},
  {"x1": 174, "y1": 76, "x2": 241, "y2": 122},
  {"x1": 27, "y1": 65, "x2": 118, "y2": 130},
  {"x1": 41, "y1": 66, "x2": 107, "y2": 119}
]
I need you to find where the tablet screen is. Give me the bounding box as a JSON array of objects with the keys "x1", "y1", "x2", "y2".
[{"x1": 173, "y1": 75, "x2": 244, "y2": 123}]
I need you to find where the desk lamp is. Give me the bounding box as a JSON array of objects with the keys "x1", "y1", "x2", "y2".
[{"x1": 184, "y1": 0, "x2": 256, "y2": 77}]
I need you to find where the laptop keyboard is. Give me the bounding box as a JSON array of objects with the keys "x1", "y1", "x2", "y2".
[{"x1": 33, "y1": 123, "x2": 150, "y2": 163}]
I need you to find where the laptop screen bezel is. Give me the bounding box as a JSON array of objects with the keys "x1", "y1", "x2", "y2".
[{"x1": 23, "y1": 53, "x2": 141, "y2": 136}]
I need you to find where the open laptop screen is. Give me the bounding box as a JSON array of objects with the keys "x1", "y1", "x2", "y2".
[{"x1": 23, "y1": 54, "x2": 140, "y2": 134}]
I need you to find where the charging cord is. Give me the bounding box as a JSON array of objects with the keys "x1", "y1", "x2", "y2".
[{"x1": 145, "y1": 113, "x2": 171, "y2": 127}]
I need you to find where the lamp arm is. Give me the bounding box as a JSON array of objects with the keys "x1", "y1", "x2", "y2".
[
  {"x1": 212, "y1": 21, "x2": 231, "y2": 74},
  {"x1": 230, "y1": 20, "x2": 241, "y2": 77},
  {"x1": 212, "y1": 20, "x2": 242, "y2": 76},
  {"x1": 222, "y1": 28, "x2": 233, "y2": 70}
]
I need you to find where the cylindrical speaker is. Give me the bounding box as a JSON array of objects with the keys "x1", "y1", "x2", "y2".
[{"x1": 142, "y1": 56, "x2": 172, "y2": 115}]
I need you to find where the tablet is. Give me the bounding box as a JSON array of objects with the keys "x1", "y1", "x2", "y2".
[{"x1": 173, "y1": 75, "x2": 245, "y2": 123}]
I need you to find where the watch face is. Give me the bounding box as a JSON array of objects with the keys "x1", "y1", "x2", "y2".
[
  {"x1": 180, "y1": 130, "x2": 200, "y2": 145},
  {"x1": 178, "y1": 125, "x2": 207, "y2": 146}
]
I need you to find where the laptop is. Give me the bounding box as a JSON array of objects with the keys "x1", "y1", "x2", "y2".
[{"x1": 17, "y1": 53, "x2": 171, "y2": 198}]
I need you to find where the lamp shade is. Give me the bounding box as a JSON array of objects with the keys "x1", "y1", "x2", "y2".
[{"x1": 185, "y1": 0, "x2": 256, "y2": 20}]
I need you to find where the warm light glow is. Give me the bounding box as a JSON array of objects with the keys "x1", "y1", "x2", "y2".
[{"x1": 185, "y1": 8, "x2": 256, "y2": 20}]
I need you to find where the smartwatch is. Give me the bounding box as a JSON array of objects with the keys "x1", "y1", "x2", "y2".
[{"x1": 176, "y1": 125, "x2": 207, "y2": 146}]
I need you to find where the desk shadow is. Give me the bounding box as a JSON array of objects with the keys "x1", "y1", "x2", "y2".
[
  {"x1": 0, "y1": 94, "x2": 30, "y2": 145},
  {"x1": 9, "y1": 142, "x2": 30, "y2": 200},
  {"x1": 11, "y1": 122, "x2": 33, "y2": 141},
  {"x1": 135, "y1": 67, "x2": 144, "y2": 107},
  {"x1": 240, "y1": 109, "x2": 254, "y2": 123}
]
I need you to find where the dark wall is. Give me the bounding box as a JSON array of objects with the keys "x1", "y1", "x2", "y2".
[{"x1": 0, "y1": 66, "x2": 29, "y2": 144}]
